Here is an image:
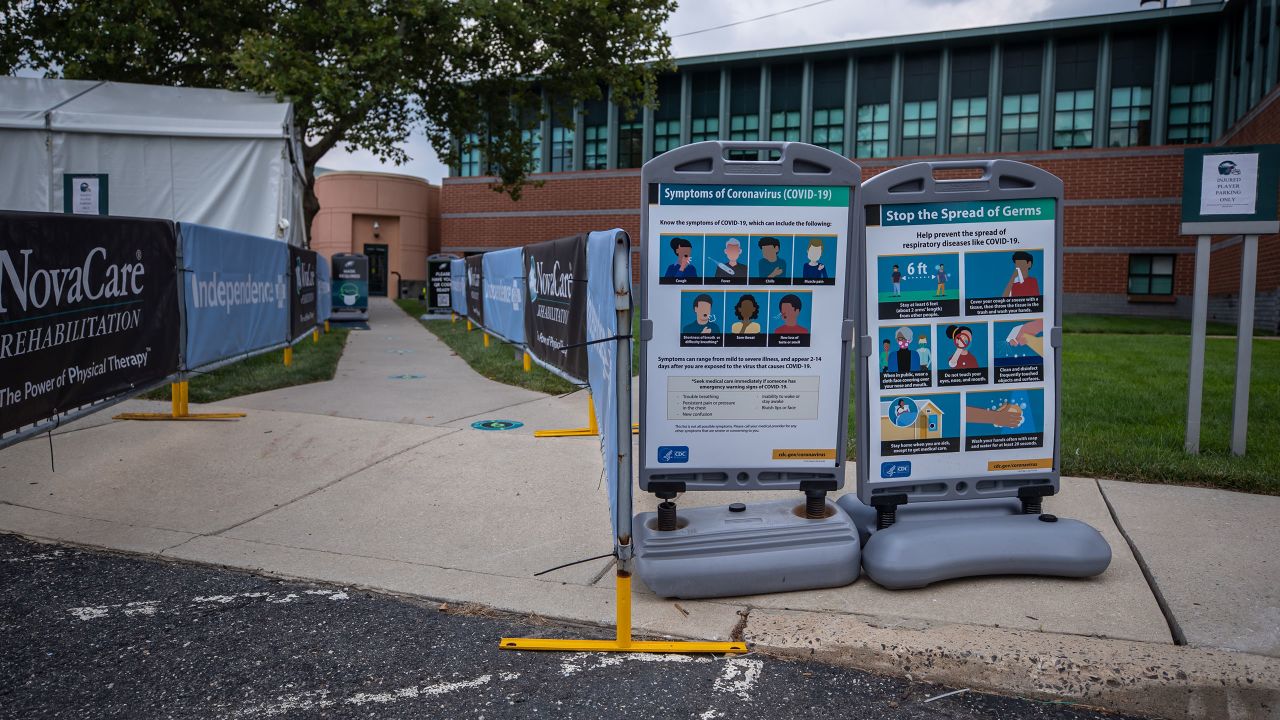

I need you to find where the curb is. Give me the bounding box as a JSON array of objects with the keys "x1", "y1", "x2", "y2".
[{"x1": 743, "y1": 608, "x2": 1280, "y2": 720}]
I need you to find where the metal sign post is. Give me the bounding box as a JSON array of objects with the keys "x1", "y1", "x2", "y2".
[{"x1": 1179, "y1": 144, "x2": 1279, "y2": 457}]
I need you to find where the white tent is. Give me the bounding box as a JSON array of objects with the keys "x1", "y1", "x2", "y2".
[{"x1": 0, "y1": 77, "x2": 306, "y2": 245}]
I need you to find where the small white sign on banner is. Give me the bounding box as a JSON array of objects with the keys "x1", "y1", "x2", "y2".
[
  {"x1": 1199, "y1": 152, "x2": 1259, "y2": 215},
  {"x1": 71, "y1": 177, "x2": 100, "y2": 215}
]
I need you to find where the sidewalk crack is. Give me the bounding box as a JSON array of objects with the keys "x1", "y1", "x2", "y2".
[
  {"x1": 1096, "y1": 478, "x2": 1186, "y2": 646},
  {"x1": 207, "y1": 428, "x2": 463, "y2": 537}
]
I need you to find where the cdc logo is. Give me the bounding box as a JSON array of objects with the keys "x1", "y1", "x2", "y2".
[
  {"x1": 657, "y1": 446, "x2": 690, "y2": 464},
  {"x1": 880, "y1": 461, "x2": 911, "y2": 479}
]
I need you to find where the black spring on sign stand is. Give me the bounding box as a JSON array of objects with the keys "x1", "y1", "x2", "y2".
[{"x1": 657, "y1": 501, "x2": 678, "y2": 531}]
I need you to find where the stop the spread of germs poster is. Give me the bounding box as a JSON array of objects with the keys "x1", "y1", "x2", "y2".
[
  {"x1": 646, "y1": 184, "x2": 851, "y2": 471},
  {"x1": 865, "y1": 198, "x2": 1057, "y2": 479}
]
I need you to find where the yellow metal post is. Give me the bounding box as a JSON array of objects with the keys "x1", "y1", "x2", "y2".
[
  {"x1": 523, "y1": 351, "x2": 532, "y2": 373},
  {"x1": 114, "y1": 378, "x2": 245, "y2": 421},
  {"x1": 312, "y1": 328, "x2": 319, "y2": 344},
  {"x1": 467, "y1": 319, "x2": 473, "y2": 331},
  {"x1": 324, "y1": 320, "x2": 330, "y2": 333},
  {"x1": 283, "y1": 346, "x2": 293, "y2": 366},
  {"x1": 483, "y1": 333, "x2": 490, "y2": 348},
  {"x1": 498, "y1": 569, "x2": 745, "y2": 654}
]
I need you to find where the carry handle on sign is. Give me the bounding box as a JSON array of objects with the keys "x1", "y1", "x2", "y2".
[
  {"x1": 857, "y1": 159, "x2": 1064, "y2": 510},
  {"x1": 639, "y1": 140, "x2": 861, "y2": 493}
]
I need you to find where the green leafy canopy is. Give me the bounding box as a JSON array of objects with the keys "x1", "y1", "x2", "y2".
[{"x1": 2, "y1": 0, "x2": 676, "y2": 231}]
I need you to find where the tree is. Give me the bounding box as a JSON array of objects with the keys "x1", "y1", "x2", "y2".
[{"x1": 2, "y1": 0, "x2": 675, "y2": 243}]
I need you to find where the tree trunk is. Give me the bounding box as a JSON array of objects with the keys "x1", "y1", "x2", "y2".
[{"x1": 301, "y1": 166, "x2": 320, "y2": 249}]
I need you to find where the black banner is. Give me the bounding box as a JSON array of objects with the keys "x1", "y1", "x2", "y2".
[
  {"x1": 465, "y1": 254, "x2": 484, "y2": 326},
  {"x1": 523, "y1": 234, "x2": 587, "y2": 381},
  {"x1": 0, "y1": 212, "x2": 180, "y2": 436},
  {"x1": 289, "y1": 246, "x2": 318, "y2": 340},
  {"x1": 428, "y1": 257, "x2": 452, "y2": 312}
]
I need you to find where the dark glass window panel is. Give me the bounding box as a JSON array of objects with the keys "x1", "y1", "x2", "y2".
[
  {"x1": 730, "y1": 66, "x2": 761, "y2": 115},
  {"x1": 951, "y1": 47, "x2": 990, "y2": 99},
  {"x1": 1111, "y1": 33, "x2": 1156, "y2": 87},
  {"x1": 903, "y1": 52, "x2": 940, "y2": 102},
  {"x1": 1055, "y1": 37, "x2": 1098, "y2": 91},
  {"x1": 770, "y1": 63, "x2": 803, "y2": 112},
  {"x1": 655, "y1": 74, "x2": 681, "y2": 121},
  {"x1": 691, "y1": 71, "x2": 720, "y2": 118},
  {"x1": 1003, "y1": 42, "x2": 1043, "y2": 95},
  {"x1": 856, "y1": 56, "x2": 892, "y2": 105},
  {"x1": 812, "y1": 59, "x2": 846, "y2": 110},
  {"x1": 1170, "y1": 26, "x2": 1218, "y2": 85}
]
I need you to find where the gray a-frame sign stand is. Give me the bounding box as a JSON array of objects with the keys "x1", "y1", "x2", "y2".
[
  {"x1": 1180, "y1": 145, "x2": 1279, "y2": 457},
  {"x1": 845, "y1": 160, "x2": 1110, "y2": 590}
]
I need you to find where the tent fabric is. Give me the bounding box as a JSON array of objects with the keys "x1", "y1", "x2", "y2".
[{"x1": 0, "y1": 77, "x2": 305, "y2": 246}]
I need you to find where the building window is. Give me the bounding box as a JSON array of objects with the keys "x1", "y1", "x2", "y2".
[
  {"x1": 770, "y1": 63, "x2": 802, "y2": 142},
  {"x1": 950, "y1": 97, "x2": 987, "y2": 154},
  {"x1": 690, "y1": 71, "x2": 720, "y2": 143},
  {"x1": 1128, "y1": 254, "x2": 1175, "y2": 295},
  {"x1": 1167, "y1": 27, "x2": 1217, "y2": 144},
  {"x1": 1053, "y1": 38, "x2": 1097, "y2": 150},
  {"x1": 1053, "y1": 90, "x2": 1094, "y2": 149},
  {"x1": 811, "y1": 60, "x2": 846, "y2": 154},
  {"x1": 855, "y1": 57, "x2": 891, "y2": 158},
  {"x1": 901, "y1": 100, "x2": 938, "y2": 155},
  {"x1": 616, "y1": 119, "x2": 643, "y2": 168},
  {"x1": 949, "y1": 48, "x2": 989, "y2": 154},
  {"x1": 582, "y1": 97, "x2": 607, "y2": 170},
  {"x1": 548, "y1": 108, "x2": 574, "y2": 172},
  {"x1": 729, "y1": 67, "x2": 761, "y2": 159},
  {"x1": 459, "y1": 133, "x2": 483, "y2": 177},
  {"x1": 1000, "y1": 94, "x2": 1039, "y2": 152},
  {"x1": 1001, "y1": 42, "x2": 1042, "y2": 152},
  {"x1": 652, "y1": 74, "x2": 681, "y2": 156},
  {"x1": 1108, "y1": 34, "x2": 1155, "y2": 147},
  {"x1": 1167, "y1": 82, "x2": 1213, "y2": 144},
  {"x1": 1108, "y1": 86, "x2": 1152, "y2": 147},
  {"x1": 522, "y1": 129, "x2": 542, "y2": 173},
  {"x1": 901, "y1": 53, "x2": 939, "y2": 156}
]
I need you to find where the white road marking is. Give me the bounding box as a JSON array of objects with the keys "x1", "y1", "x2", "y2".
[
  {"x1": 4, "y1": 550, "x2": 66, "y2": 562},
  {"x1": 559, "y1": 651, "x2": 712, "y2": 676},
  {"x1": 698, "y1": 710, "x2": 725, "y2": 719},
  {"x1": 67, "y1": 589, "x2": 349, "y2": 620},
  {"x1": 713, "y1": 658, "x2": 763, "y2": 701},
  {"x1": 228, "y1": 673, "x2": 512, "y2": 718}
]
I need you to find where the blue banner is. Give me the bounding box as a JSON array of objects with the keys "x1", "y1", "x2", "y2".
[
  {"x1": 450, "y1": 258, "x2": 466, "y2": 316},
  {"x1": 586, "y1": 229, "x2": 627, "y2": 536},
  {"x1": 481, "y1": 247, "x2": 525, "y2": 344},
  {"x1": 316, "y1": 256, "x2": 332, "y2": 322},
  {"x1": 180, "y1": 223, "x2": 288, "y2": 370}
]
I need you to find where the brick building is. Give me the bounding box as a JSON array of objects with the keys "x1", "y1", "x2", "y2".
[{"x1": 441, "y1": 1, "x2": 1280, "y2": 330}]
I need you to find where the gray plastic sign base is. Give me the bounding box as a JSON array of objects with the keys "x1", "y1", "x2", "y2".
[
  {"x1": 860, "y1": 512, "x2": 1111, "y2": 590},
  {"x1": 634, "y1": 499, "x2": 860, "y2": 599},
  {"x1": 836, "y1": 493, "x2": 1023, "y2": 546}
]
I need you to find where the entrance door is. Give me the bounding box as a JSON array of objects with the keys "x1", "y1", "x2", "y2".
[{"x1": 364, "y1": 244, "x2": 388, "y2": 296}]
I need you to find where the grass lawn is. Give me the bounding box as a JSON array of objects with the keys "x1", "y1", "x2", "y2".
[
  {"x1": 143, "y1": 328, "x2": 350, "y2": 404},
  {"x1": 394, "y1": 299, "x2": 580, "y2": 395},
  {"x1": 1064, "y1": 313, "x2": 1274, "y2": 336}
]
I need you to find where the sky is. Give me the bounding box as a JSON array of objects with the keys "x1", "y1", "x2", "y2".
[{"x1": 319, "y1": 0, "x2": 1198, "y2": 183}]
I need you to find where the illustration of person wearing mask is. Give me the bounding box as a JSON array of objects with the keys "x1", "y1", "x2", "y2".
[
  {"x1": 664, "y1": 237, "x2": 699, "y2": 279},
  {"x1": 917, "y1": 335, "x2": 931, "y2": 371},
  {"x1": 801, "y1": 238, "x2": 828, "y2": 279},
  {"x1": 1003, "y1": 251, "x2": 1040, "y2": 298},
  {"x1": 682, "y1": 294, "x2": 720, "y2": 334},
  {"x1": 946, "y1": 324, "x2": 979, "y2": 369},
  {"x1": 887, "y1": 326, "x2": 919, "y2": 372}
]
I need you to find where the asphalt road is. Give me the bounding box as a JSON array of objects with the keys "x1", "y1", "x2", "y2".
[{"x1": 0, "y1": 533, "x2": 1142, "y2": 720}]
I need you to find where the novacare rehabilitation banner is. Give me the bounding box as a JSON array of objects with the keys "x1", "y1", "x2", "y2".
[
  {"x1": 288, "y1": 246, "x2": 319, "y2": 341},
  {"x1": 0, "y1": 212, "x2": 180, "y2": 436},
  {"x1": 180, "y1": 223, "x2": 288, "y2": 370},
  {"x1": 523, "y1": 233, "x2": 588, "y2": 381},
  {"x1": 586, "y1": 229, "x2": 626, "y2": 534},
  {"x1": 481, "y1": 247, "x2": 525, "y2": 344},
  {"x1": 450, "y1": 258, "x2": 466, "y2": 316},
  {"x1": 464, "y1": 254, "x2": 484, "y2": 326}
]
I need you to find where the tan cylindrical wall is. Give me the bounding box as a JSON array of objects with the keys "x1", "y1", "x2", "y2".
[{"x1": 310, "y1": 171, "x2": 440, "y2": 295}]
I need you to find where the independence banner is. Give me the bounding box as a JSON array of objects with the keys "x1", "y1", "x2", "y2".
[
  {"x1": 180, "y1": 223, "x2": 288, "y2": 370},
  {"x1": 288, "y1": 246, "x2": 319, "y2": 341},
  {"x1": 481, "y1": 247, "x2": 525, "y2": 344},
  {"x1": 450, "y1": 258, "x2": 466, "y2": 316},
  {"x1": 465, "y1": 254, "x2": 484, "y2": 326},
  {"x1": 523, "y1": 233, "x2": 588, "y2": 381},
  {"x1": 0, "y1": 211, "x2": 180, "y2": 436},
  {"x1": 586, "y1": 229, "x2": 627, "y2": 536}
]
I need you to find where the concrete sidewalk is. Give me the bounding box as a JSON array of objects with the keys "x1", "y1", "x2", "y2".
[{"x1": 1, "y1": 298, "x2": 1276, "y2": 719}]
